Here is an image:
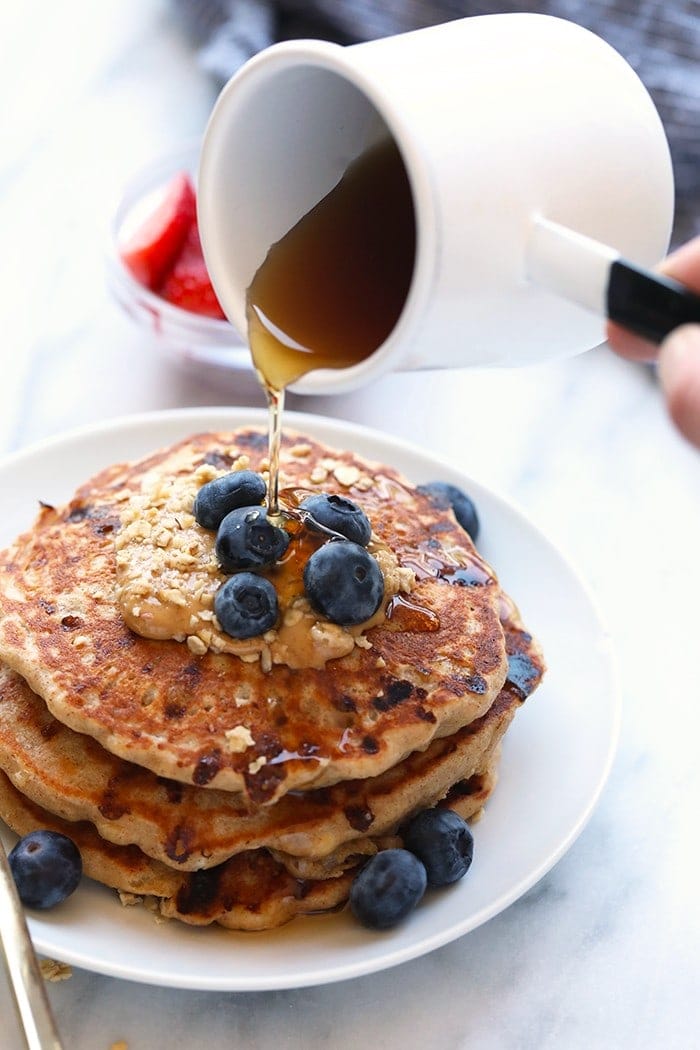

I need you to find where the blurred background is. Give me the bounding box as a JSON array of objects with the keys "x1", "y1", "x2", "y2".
[
  {"x1": 173, "y1": 0, "x2": 700, "y2": 246},
  {"x1": 2, "y1": 0, "x2": 698, "y2": 455},
  {"x1": 3, "y1": 0, "x2": 697, "y2": 454},
  {"x1": 2, "y1": 0, "x2": 698, "y2": 473}
]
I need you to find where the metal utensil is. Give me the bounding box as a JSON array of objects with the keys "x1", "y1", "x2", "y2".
[{"x1": 0, "y1": 836, "x2": 63, "y2": 1049}]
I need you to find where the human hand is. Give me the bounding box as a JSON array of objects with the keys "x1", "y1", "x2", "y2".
[{"x1": 606, "y1": 235, "x2": 700, "y2": 448}]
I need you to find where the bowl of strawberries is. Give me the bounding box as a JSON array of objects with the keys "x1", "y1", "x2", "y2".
[{"x1": 107, "y1": 142, "x2": 250, "y2": 377}]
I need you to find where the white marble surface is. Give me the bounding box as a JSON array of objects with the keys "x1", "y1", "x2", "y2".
[{"x1": 1, "y1": 3, "x2": 700, "y2": 1048}]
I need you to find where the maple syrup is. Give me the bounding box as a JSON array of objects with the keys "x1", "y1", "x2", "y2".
[
  {"x1": 386, "y1": 593, "x2": 440, "y2": 633},
  {"x1": 245, "y1": 136, "x2": 416, "y2": 515}
]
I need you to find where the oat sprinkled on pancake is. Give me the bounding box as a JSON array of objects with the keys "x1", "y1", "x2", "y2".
[{"x1": 0, "y1": 430, "x2": 508, "y2": 803}]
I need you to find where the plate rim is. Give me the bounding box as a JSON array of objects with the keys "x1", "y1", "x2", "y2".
[{"x1": 0, "y1": 406, "x2": 621, "y2": 990}]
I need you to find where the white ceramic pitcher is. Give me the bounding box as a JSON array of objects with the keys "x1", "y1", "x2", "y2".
[{"x1": 198, "y1": 13, "x2": 674, "y2": 393}]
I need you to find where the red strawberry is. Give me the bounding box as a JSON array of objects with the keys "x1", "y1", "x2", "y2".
[
  {"x1": 119, "y1": 172, "x2": 196, "y2": 290},
  {"x1": 159, "y1": 220, "x2": 226, "y2": 320}
]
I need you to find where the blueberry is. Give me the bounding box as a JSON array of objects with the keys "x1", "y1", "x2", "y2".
[
  {"x1": 214, "y1": 572, "x2": 278, "y2": 639},
  {"x1": 300, "y1": 493, "x2": 371, "y2": 546},
  {"x1": 304, "y1": 540, "x2": 384, "y2": 625},
  {"x1": 402, "y1": 808, "x2": 474, "y2": 887},
  {"x1": 9, "y1": 830, "x2": 82, "y2": 909},
  {"x1": 215, "y1": 506, "x2": 289, "y2": 571},
  {"x1": 350, "y1": 849, "x2": 427, "y2": 929},
  {"x1": 506, "y1": 650, "x2": 540, "y2": 699},
  {"x1": 194, "y1": 470, "x2": 266, "y2": 530},
  {"x1": 417, "y1": 481, "x2": 480, "y2": 542}
]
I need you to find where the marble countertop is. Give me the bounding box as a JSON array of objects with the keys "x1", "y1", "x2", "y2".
[{"x1": 1, "y1": 3, "x2": 699, "y2": 1048}]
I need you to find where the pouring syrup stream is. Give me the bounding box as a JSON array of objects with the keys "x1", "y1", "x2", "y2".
[{"x1": 244, "y1": 136, "x2": 415, "y2": 513}]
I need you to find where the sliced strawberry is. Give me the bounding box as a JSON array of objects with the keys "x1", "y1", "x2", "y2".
[
  {"x1": 119, "y1": 172, "x2": 196, "y2": 290},
  {"x1": 159, "y1": 220, "x2": 226, "y2": 320}
]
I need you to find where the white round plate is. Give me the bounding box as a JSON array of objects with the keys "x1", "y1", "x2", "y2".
[{"x1": 0, "y1": 407, "x2": 619, "y2": 990}]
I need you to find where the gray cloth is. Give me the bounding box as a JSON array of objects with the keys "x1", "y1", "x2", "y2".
[{"x1": 173, "y1": 0, "x2": 699, "y2": 244}]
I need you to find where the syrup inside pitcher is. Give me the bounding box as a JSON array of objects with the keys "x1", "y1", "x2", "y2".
[
  {"x1": 245, "y1": 135, "x2": 416, "y2": 514},
  {"x1": 246, "y1": 136, "x2": 415, "y2": 393}
]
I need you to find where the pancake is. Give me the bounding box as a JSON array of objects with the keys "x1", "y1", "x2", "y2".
[
  {"x1": 0, "y1": 429, "x2": 510, "y2": 804},
  {"x1": 0, "y1": 753, "x2": 500, "y2": 931},
  {"x1": 0, "y1": 769, "x2": 355, "y2": 931},
  {"x1": 0, "y1": 610, "x2": 540, "y2": 870}
]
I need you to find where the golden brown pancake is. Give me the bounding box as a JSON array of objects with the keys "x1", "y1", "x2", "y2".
[
  {"x1": 0, "y1": 429, "x2": 509, "y2": 804},
  {"x1": 0, "y1": 610, "x2": 541, "y2": 871},
  {"x1": 0, "y1": 769, "x2": 356, "y2": 930},
  {"x1": 0, "y1": 753, "x2": 500, "y2": 930}
]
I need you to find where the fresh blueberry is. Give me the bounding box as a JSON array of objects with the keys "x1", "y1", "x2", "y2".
[
  {"x1": 350, "y1": 848, "x2": 427, "y2": 929},
  {"x1": 402, "y1": 808, "x2": 474, "y2": 887},
  {"x1": 300, "y1": 493, "x2": 371, "y2": 546},
  {"x1": 417, "y1": 481, "x2": 480, "y2": 542},
  {"x1": 506, "y1": 650, "x2": 540, "y2": 699},
  {"x1": 215, "y1": 506, "x2": 289, "y2": 571},
  {"x1": 194, "y1": 470, "x2": 266, "y2": 530},
  {"x1": 214, "y1": 572, "x2": 278, "y2": 639},
  {"x1": 303, "y1": 540, "x2": 384, "y2": 625},
  {"x1": 9, "y1": 830, "x2": 82, "y2": 909}
]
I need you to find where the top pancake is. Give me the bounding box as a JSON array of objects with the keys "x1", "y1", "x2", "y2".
[{"x1": 0, "y1": 428, "x2": 508, "y2": 803}]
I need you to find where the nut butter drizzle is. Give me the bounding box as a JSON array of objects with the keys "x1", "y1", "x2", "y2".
[{"x1": 244, "y1": 136, "x2": 415, "y2": 519}]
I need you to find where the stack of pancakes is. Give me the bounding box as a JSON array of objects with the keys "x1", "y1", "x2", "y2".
[{"x1": 0, "y1": 429, "x2": 544, "y2": 930}]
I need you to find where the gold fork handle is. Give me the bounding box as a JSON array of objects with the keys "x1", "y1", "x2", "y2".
[{"x1": 0, "y1": 839, "x2": 63, "y2": 1050}]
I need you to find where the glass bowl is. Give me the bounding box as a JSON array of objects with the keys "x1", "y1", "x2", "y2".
[{"x1": 106, "y1": 141, "x2": 252, "y2": 379}]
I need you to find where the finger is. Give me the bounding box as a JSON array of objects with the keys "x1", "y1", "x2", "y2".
[
  {"x1": 657, "y1": 324, "x2": 700, "y2": 448},
  {"x1": 660, "y1": 235, "x2": 700, "y2": 287},
  {"x1": 606, "y1": 237, "x2": 700, "y2": 362},
  {"x1": 605, "y1": 319, "x2": 657, "y2": 361}
]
